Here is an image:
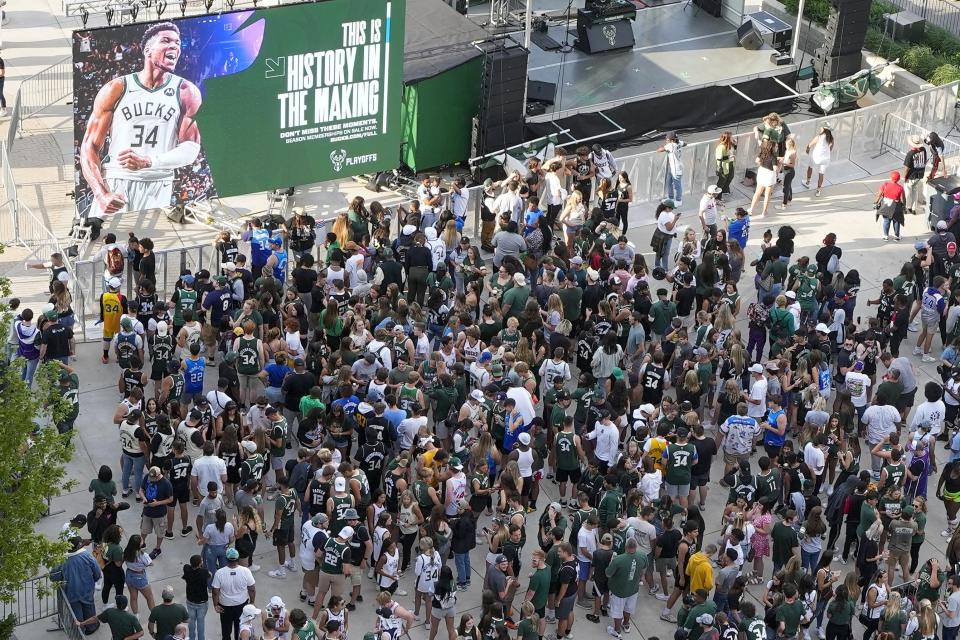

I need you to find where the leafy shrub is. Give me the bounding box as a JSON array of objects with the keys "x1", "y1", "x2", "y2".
[
  {"x1": 931, "y1": 63, "x2": 960, "y2": 85},
  {"x1": 0, "y1": 614, "x2": 14, "y2": 640},
  {"x1": 864, "y1": 26, "x2": 906, "y2": 60},
  {"x1": 783, "y1": 0, "x2": 831, "y2": 25},
  {"x1": 901, "y1": 45, "x2": 948, "y2": 78},
  {"x1": 923, "y1": 25, "x2": 960, "y2": 56}
]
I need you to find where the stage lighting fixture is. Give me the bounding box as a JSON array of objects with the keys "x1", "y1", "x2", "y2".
[
  {"x1": 180, "y1": 0, "x2": 186, "y2": 14},
  {"x1": 105, "y1": 7, "x2": 114, "y2": 24},
  {"x1": 79, "y1": 6, "x2": 90, "y2": 25},
  {"x1": 226, "y1": 0, "x2": 235, "y2": 8},
  {"x1": 204, "y1": 0, "x2": 214, "y2": 11},
  {"x1": 130, "y1": 3, "x2": 139, "y2": 20},
  {"x1": 156, "y1": 0, "x2": 167, "y2": 17}
]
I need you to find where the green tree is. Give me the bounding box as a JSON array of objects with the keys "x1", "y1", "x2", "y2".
[{"x1": 0, "y1": 247, "x2": 75, "y2": 601}]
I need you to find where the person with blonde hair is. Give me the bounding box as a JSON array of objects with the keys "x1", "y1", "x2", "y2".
[{"x1": 557, "y1": 189, "x2": 586, "y2": 254}]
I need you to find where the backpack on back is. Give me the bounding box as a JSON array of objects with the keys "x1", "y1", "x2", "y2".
[{"x1": 106, "y1": 246, "x2": 125, "y2": 275}]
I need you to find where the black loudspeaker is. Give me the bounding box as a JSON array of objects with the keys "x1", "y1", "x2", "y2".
[
  {"x1": 693, "y1": 0, "x2": 722, "y2": 17},
  {"x1": 823, "y1": 0, "x2": 873, "y2": 57},
  {"x1": 575, "y1": 19, "x2": 636, "y2": 53},
  {"x1": 527, "y1": 79, "x2": 557, "y2": 104},
  {"x1": 737, "y1": 20, "x2": 764, "y2": 50},
  {"x1": 475, "y1": 41, "x2": 529, "y2": 155},
  {"x1": 814, "y1": 46, "x2": 862, "y2": 81}
]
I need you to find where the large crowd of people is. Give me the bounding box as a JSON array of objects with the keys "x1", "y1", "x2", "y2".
[{"x1": 18, "y1": 123, "x2": 960, "y2": 640}]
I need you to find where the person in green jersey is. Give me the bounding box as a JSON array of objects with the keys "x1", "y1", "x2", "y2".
[
  {"x1": 327, "y1": 476, "x2": 356, "y2": 535},
  {"x1": 265, "y1": 407, "x2": 288, "y2": 485},
  {"x1": 290, "y1": 608, "x2": 318, "y2": 640},
  {"x1": 663, "y1": 426, "x2": 699, "y2": 508},
  {"x1": 598, "y1": 474, "x2": 623, "y2": 532},
  {"x1": 232, "y1": 320, "x2": 266, "y2": 408},
  {"x1": 268, "y1": 477, "x2": 300, "y2": 579},
  {"x1": 605, "y1": 537, "x2": 646, "y2": 638},
  {"x1": 76, "y1": 594, "x2": 141, "y2": 640},
  {"x1": 311, "y1": 525, "x2": 354, "y2": 618},
  {"x1": 160, "y1": 360, "x2": 185, "y2": 419},
  {"x1": 555, "y1": 415, "x2": 586, "y2": 508}
]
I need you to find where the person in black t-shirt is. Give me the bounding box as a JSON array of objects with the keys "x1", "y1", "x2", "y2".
[
  {"x1": 38, "y1": 310, "x2": 74, "y2": 363},
  {"x1": 903, "y1": 136, "x2": 929, "y2": 215}
]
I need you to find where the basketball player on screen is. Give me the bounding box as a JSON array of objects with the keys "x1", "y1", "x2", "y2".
[{"x1": 80, "y1": 22, "x2": 202, "y2": 217}]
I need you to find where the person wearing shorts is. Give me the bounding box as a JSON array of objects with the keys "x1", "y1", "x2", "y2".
[
  {"x1": 139, "y1": 466, "x2": 173, "y2": 558},
  {"x1": 554, "y1": 543, "x2": 579, "y2": 640},
  {"x1": 311, "y1": 526, "x2": 354, "y2": 619},
  {"x1": 917, "y1": 277, "x2": 948, "y2": 361}
]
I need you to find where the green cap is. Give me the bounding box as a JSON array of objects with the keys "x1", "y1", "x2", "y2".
[
  {"x1": 806, "y1": 264, "x2": 817, "y2": 275},
  {"x1": 611, "y1": 367, "x2": 624, "y2": 380},
  {"x1": 661, "y1": 199, "x2": 677, "y2": 208},
  {"x1": 224, "y1": 351, "x2": 238, "y2": 363}
]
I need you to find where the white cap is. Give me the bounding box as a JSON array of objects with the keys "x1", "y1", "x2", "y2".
[
  {"x1": 241, "y1": 440, "x2": 257, "y2": 453},
  {"x1": 749, "y1": 363, "x2": 764, "y2": 374},
  {"x1": 707, "y1": 185, "x2": 722, "y2": 194},
  {"x1": 338, "y1": 525, "x2": 355, "y2": 539},
  {"x1": 108, "y1": 276, "x2": 122, "y2": 290},
  {"x1": 518, "y1": 432, "x2": 531, "y2": 445},
  {"x1": 334, "y1": 476, "x2": 347, "y2": 492},
  {"x1": 632, "y1": 403, "x2": 655, "y2": 419},
  {"x1": 241, "y1": 605, "x2": 261, "y2": 621},
  {"x1": 784, "y1": 290, "x2": 796, "y2": 299},
  {"x1": 513, "y1": 273, "x2": 527, "y2": 287},
  {"x1": 424, "y1": 227, "x2": 437, "y2": 240},
  {"x1": 402, "y1": 224, "x2": 416, "y2": 235},
  {"x1": 815, "y1": 322, "x2": 830, "y2": 333},
  {"x1": 269, "y1": 596, "x2": 284, "y2": 608},
  {"x1": 156, "y1": 321, "x2": 169, "y2": 337},
  {"x1": 223, "y1": 262, "x2": 236, "y2": 272},
  {"x1": 470, "y1": 389, "x2": 485, "y2": 401}
]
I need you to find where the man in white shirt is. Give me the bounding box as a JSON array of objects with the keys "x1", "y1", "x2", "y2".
[
  {"x1": 492, "y1": 180, "x2": 522, "y2": 224},
  {"x1": 743, "y1": 364, "x2": 768, "y2": 420},
  {"x1": 575, "y1": 515, "x2": 599, "y2": 605},
  {"x1": 505, "y1": 384, "x2": 536, "y2": 429},
  {"x1": 417, "y1": 176, "x2": 441, "y2": 229},
  {"x1": 398, "y1": 405, "x2": 429, "y2": 451},
  {"x1": 450, "y1": 178, "x2": 469, "y2": 226},
  {"x1": 784, "y1": 291, "x2": 801, "y2": 329},
  {"x1": 191, "y1": 441, "x2": 228, "y2": 494},
  {"x1": 206, "y1": 378, "x2": 233, "y2": 418},
  {"x1": 803, "y1": 436, "x2": 827, "y2": 493},
  {"x1": 910, "y1": 381, "x2": 947, "y2": 438},
  {"x1": 657, "y1": 132, "x2": 687, "y2": 207},
  {"x1": 862, "y1": 396, "x2": 903, "y2": 473},
  {"x1": 698, "y1": 185, "x2": 721, "y2": 236},
  {"x1": 716, "y1": 403, "x2": 762, "y2": 474},
  {"x1": 212, "y1": 549, "x2": 256, "y2": 629},
  {"x1": 584, "y1": 410, "x2": 620, "y2": 474},
  {"x1": 844, "y1": 361, "x2": 872, "y2": 423}
]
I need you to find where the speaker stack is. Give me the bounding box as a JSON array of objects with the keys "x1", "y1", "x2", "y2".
[
  {"x1": 474, "y1": 40, "x2": 528, "y2": 156},
  {"x1": 814, "y1": 0, "x2": 871, "y2": 81}
]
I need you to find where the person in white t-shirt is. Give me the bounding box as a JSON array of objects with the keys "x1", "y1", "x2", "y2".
[
  {"x1": 844, "y1": 361, "x2": 872, "y2": 423},
  {"x1": 803, "y1": 436, "x2": 827, "y2": 493},
  {"x1": 699, "y1": 186, "x2": 721, "y2": 237},
  {"x1": 743, "y1": 365, "x2": 768, "y2": 419},
  {"x1": 910, "y1": 381, "x2": 947, "y2": 438},
  {"x1": 657, "y1": 132, "x2": 687, "y2": 206}
]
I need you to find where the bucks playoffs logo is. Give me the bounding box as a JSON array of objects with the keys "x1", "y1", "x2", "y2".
[
  {"x1": 330, "y1": 149, "x2": 347, "y2": 172},
  {"x1": 602, "y1": 24, "x2": 617, "y2": 45}
]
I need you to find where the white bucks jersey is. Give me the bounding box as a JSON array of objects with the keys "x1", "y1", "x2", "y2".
[{"x1": 104, "y1": 73, "x2": 184, "y2": 181}]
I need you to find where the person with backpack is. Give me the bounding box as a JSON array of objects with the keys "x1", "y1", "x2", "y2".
[{"x1": 113, "y1": 316, "x2": 143, "y2": 371}]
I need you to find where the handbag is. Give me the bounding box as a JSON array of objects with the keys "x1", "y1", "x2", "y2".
[{"x1": 759, "y1": 272, "x2": 774, "y2": 290}]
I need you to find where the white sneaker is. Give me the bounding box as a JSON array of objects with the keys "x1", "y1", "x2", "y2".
[
  {"x1": 268, "y1": 568, "x2": 287, "y2": 578},
  {"x1": 674, "y1": 201, "x2": 683, "y2": 208},
  {"x1": 607, "y1": 626, "x2": 622, "y2": 639},
  {"x1": 284, "y1": 560, "x2": 297, "y2": 571},
  {"x1": 801, "y1": 180, "x2": 810, "y2": 188},
  {"x1": 623, "y1": 628, "x2": 632, "y2": 635},
  {"x1": 395, "y1": 589, "x2": 408, "y2": 596},
  {"x1": 655, "y1": 593, "x2": 670, "y2": 601},
  {"x1": 943, "y1": 529, "x2": 954, "y2": 537},
  {"x1": 249, "y1": 564, "x2": 261, "y2": 572},
  {"x1": 922, "y1": 354, "x2": 937, "y2": 363},
  {"x1": 819, "y1": 628, "x2": 826, "y2": 639},
  {"x1": 367, "y1": 567, "x2": 375, "y2": 579},
  {"x1": 913, "y1": 346, "x2": 923, "y2": 355}
]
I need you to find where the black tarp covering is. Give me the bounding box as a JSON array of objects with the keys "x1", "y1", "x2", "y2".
[
  {"x1": 403, "y1": 0, "x2": 490, "y2": 83},
  {"x1": 526, "y1": 70, "x2": 800, "y2": 143}
]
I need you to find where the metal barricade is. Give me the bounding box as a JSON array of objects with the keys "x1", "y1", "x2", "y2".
[
  {"x1": 0, "y1": 574, "x2": 59, "y2": 626},
  {"x1": 613, "y1": 81, "x2": 960, "y2": 208},
  {"x1": 56, "y1": 586, "x2": 85, "y2": 640},
  {"x1": 16, "y1": 56, "x2": 72, "y2": 124}
]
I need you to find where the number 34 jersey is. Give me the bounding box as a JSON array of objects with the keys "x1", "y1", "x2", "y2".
[{"x1": 104, "y1": 73, "x2": 184, "y2": 182}]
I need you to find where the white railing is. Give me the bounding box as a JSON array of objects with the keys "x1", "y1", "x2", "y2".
[{"x1": 614, "y1": 81, "x2": 960, "y2": 207}]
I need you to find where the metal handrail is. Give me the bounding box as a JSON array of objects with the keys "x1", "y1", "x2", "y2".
[{"x1": 0, "y1": 574, "x2": 59, "y2": 626}]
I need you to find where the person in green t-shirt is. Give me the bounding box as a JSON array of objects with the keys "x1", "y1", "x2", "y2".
[
  {"x1": 740, "y1": 602, "x2": 766, "y2": 640},
  {"x1": 525, "y1": 549, "x2": 551, "y2": 637},
  {"x1": 89, "y1": 465, "x2": 118, "y2": 505},
  {"x1": 77, "y1": 594, "x2": 142, "y2": 640},
  {"x1": 857, "y1": 491, "x2": 879, "y2": 539},
  {"x1": 776, "y1": 583, "x2": 805, "y2": 638},
  {"x1": 605, "y1": 538, "x2": 646, "y2": 635},
  {"x1": 770, "y1": 510, "x2": 799, "y2": 575},
  {"x1": 266, "y1": 408, "x2": 289, "y2": 484},
  {"x1": 148, "y1": 587, "x2": 189, "y2": 640},
  {"x1": 517, "y1": 602, "x2": 541, "y2": 640}
]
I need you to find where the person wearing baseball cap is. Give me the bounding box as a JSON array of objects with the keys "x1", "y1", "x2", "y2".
[
  {"x1": 742, "y1": 363, "x2": 768, "y2": 421},
  {"x1": 210, "y1": 547, "x2": 255, "y2": 637},
  {"x1": 310, "y1": 525, "x2": 354, "y2": 619}
]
